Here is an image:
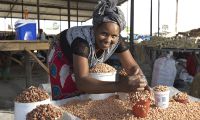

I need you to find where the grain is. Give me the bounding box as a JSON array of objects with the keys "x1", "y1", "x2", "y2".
[
  {"x1": 61, "y1": 97, "x2": 200, "y2": 120},
  {"x1": 129, "y1": 90, "x2": 151, "y2": 103},
  {"x1": 89, "y1": 63, "x2": 116, "y2": 73},
  {"x1": 26, "y1": 104, "x2": 63, "y2": 120},
  {"x1": 15, "y1": 86, "x2": 49, "y2": 103},
  {"x1": 173, "y1": 92, "x2": 188, "y2": 101},
  {"x1": 153, "y1": 85, "x2": 169, "y2": 92}
]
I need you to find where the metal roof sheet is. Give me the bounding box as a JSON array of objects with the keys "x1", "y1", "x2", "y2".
[{"x1": 0, "y1": 0, "x2": 128, "y2": 22}]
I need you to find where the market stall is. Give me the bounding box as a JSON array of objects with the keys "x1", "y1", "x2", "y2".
[
  {"x1": 14, "y1": 85, "x2": 200, "y2": 120},
  {"x1": 139, "y1": 36, "x2": 200, "y2": 66},
  {"x1": 134, "y1": 36, "x2": 200, "y2": 96},
  {"x1": 12, "y1": 61, "x2": 200, "y2": 120},
  {"x1": 58, "y1": 86, "x2": 200, "y2": 120}
]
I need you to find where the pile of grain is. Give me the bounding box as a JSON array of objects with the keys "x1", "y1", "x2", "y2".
[
  {"x1": 61, "y1": 97, "x2": 130, "y2": 120},
  {"x1": 15, "y1": 86, "x2": 49, "y2": 103},
  {"x1": 129, "y1": 90, "x2": 151, "y2": 103},
  {"x1": 153, "y1": 85, "x2": 169, "y2": 92},
  {"x1": 118, "y1": 69, "x2": 128, "y2": 77},
  {"x1": 89, "y1": 63, "x2": 116, "y2": 73},
  {"x1": 61, "y1": 96, "x2": 200, "y2": 120},
  {"x1": 173, "y1": 92, "x2": 188, "y2": 101},
  {"x1": 26, "y1": 104, "x2": 63, "y2": 120}
]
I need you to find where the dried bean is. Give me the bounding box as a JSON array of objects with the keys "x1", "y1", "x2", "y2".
[
  {"x1": 15, "y1": 86, "x2": 49, "y2": 103},
  {"x1": 89, "y1": 63, "x2": 116, "y2": 73}
]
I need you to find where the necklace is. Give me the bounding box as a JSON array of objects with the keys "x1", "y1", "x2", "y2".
[{"x1": 94, "y1": 50, "x2": 105, "y2": 62}]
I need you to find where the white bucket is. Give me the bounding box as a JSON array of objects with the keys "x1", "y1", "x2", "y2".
[
  {"x1": 89, "y1": 72, "x2": 116, "y2": 100},
  {"x1": 153, "y1": 90, "x2": 170, "y2": 109},
  {"x1": 89, "y1": 93, "x2": 115, "y2": 100},
  {"x1": 89, "y1": 72, "x2": 116, "y2": 82},
  {"x1": 14, "y1": 98, "x2": 51, "y2": 120}
]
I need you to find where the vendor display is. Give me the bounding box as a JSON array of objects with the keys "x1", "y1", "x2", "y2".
[
  {"x1": 26, "y1": 104, "x2": 63, "y2": 120},
  {"x1": 14, "y1": 86, "x2": 51, "y2": 120},
  {"x1": 13, "y1": 85, "x2": 200, "y2": 120},
  {"x1": 141, "y1": 36, "x2": 199, "y2": 49},
  {"x1": 61, "y1": 91, "x2": 200, "y2": 120},
  {"x1": 15, "y1": 86, "x2": 49, "y2": 103},
  {"x1": 13, "y1": 67, "x2": 200, "y2": 119}
]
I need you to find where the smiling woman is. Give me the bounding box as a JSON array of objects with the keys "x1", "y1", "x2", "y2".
[
  {"x1": 94, "y1": 22, "x2": 120, "y2": 50},
  {"x1": 48, "y1": 0, "x2": 148, "y2": 100}
]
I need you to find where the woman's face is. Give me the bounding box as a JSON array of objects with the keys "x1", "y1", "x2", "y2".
[{"x1": 94, "y1": 22, "x2": 120, "y2": 50}]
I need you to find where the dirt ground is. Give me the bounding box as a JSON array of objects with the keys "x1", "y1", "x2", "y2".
[{"x1": 0, "y1": 63, "x2": 48, "y2": 120}]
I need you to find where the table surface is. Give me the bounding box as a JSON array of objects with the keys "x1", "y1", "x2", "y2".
[
  {"x1": 0, "y1": 40, "x2": 50, "y2": 87},
  {"x1": 0, "y1": 40, "x2": 50, "y2": 51}
]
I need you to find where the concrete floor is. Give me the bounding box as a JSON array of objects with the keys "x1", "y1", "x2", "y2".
[{"x1": 0, "y1": 63, "x2": 48, "y2": 120}]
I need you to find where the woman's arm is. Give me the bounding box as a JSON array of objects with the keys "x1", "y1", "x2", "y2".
[
  {"x1": 73, "y1": 52, "x2": 147, "y2": 93},
  {"x1": 117, "y1": 50, "x2": 143, "y2": 76},
  {"x1": 117, "y1": 49, "x2": 147, "y2": 91}
]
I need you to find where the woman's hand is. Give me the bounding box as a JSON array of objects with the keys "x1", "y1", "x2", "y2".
[
  {"x1": 130, "y1": 66, "x2": 148, "y2": 91},
  {"x1": 129, "y1": 74, "x2": 147, "y2": 91},
  {"x1": 117, "y1": 74, "x2": 147, "y2": 92}
]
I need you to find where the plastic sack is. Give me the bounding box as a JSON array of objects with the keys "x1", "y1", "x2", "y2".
[
  {"x1": 151, "y1": 56, "x2": 177, "y2": 87},
  {"x1": 14, "y1": 98, "x2": 51, "y2": 120}
]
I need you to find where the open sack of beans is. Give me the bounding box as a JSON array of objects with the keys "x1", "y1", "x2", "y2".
[
  {"x1": 89, "y1": 63, "x2": 117, "y2": 100},
  {"x1": 14, "y1": 86, "x2": 51, "y2": 120},
  {"x1": 26, "y1": 104, "x2": 65, "y2": 120}
]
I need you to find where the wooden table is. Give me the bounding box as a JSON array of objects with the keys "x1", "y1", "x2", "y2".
[{"x1": 0, "y1": 40, "x2": 50, "y2": 87}]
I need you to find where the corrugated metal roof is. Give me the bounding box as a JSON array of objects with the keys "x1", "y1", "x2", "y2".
[{"x1": 0, "y1": 0, "x2": 128, "y2": 22}]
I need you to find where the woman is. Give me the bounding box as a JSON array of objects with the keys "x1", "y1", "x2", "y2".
[{"x1": 48, "y1": 0, "x2": 147, "y2": 100}]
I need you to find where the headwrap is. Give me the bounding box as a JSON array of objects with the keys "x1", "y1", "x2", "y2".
[{"x1": 92, "y1": 0, "x2": 126, "y2": 31}]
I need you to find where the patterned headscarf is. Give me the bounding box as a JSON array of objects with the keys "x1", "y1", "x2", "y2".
[{"x1": 92, "y1": 0, "x2": 126, "y2": 31}]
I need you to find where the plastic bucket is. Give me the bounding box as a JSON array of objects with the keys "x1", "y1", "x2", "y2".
[
  {"x1": 14, "y1": 98, "x2": 51, "y2": 120},
  {"x1": 132, "y1": 99, "x2": 151, "y2": 118},
  {"x1": 89, "y1": 93, "x2": 115, "y2": 100},
  {"x1": 15, "y1": 20, "x2": 36, "y2": 40},
  {"x1": 89, "y1": 72, "x2": 116, "y2": 100},
  {"x1": 153, "y1": 90, "x2": 170, "y2": 109},
  {"x1": 89, "y1": 72, "x2": 116, "y2": 82}
]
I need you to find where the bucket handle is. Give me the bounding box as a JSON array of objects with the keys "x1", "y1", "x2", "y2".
[{"x1": 15, "y1": 23, "x2": 30, "y2": 29}]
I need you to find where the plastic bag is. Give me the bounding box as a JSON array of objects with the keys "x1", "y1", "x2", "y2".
[{"x1": 151, "y1": 56, "x2": 177, "y2": 87}]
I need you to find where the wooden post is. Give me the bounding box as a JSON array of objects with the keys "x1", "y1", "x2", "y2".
[
  {"x1": 25, "y1": 51, "x2": 32, "y2": 87},
  {"x1": 25, "y1": 48, "x2": 49, "y2": 74}
]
